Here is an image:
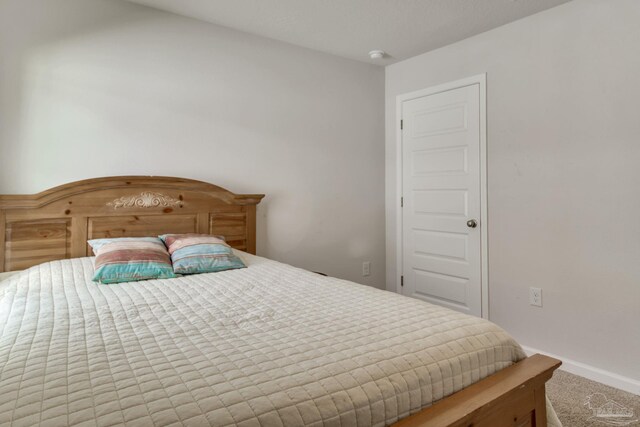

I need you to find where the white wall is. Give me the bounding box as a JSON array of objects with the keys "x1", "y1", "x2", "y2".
[
  {"x1": 386, "y1": 0, "x2": 640, "y2": 382},
  {"x1": 0, "y1": 0, "x2": 386, "y2": 288}
]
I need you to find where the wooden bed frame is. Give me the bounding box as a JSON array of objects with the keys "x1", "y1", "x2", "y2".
[
  {"x1": 393, "y1": 354, "x2": 561, "y2": 427},
  {"x1": 0, "y1": 176, "x2": 561, "y2": 427},
  {"x1": 0, "y1": 176, "x2": 264, "y2": 272}
]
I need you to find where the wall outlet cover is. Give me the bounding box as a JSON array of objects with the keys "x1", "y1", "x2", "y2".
[
  {"x1": 529, "y1": 287, "x2": 542, "y2": 307},
  {"x1": 362, "y1": 261, "x2": 371, "y2": 277}
]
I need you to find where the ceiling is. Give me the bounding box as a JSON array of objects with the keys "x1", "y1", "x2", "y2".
[{"x1": 125, "y1": 0, "x2": 572, "y2": 65}]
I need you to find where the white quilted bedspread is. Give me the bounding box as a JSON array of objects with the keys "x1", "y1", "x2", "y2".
[{"x1": 0, "y1": 252, "x2": 560, "y2": 427}]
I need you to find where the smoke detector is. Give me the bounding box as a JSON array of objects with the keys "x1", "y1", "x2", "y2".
[{"x1": 368, "y1": 50, "x2": 385, "y2": 60}]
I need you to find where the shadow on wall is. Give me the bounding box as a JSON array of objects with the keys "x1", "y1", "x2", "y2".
[{"x1": 0, "y1": 0, "x2": 386, "y2": 288}]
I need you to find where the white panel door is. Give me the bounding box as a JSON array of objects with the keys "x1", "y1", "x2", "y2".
[{"x1": 401, "y1": 83, "x2": 483, "y2": 316}]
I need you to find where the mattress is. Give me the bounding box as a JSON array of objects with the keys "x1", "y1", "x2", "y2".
[{"x1": 0, "y1": 251, "x2": 560, "y2": 426}]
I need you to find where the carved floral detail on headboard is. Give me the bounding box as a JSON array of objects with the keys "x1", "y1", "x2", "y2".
[{"x1": 107, "y1": 192, "x2": 182, "y2": 209}]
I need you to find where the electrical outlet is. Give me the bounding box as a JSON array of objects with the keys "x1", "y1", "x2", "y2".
[
  {"x1": 362, "y1": 261, "x2": 371, "y2": 277},
  {"x1": 529, "y1": 287, "x2": 542, "y2": 307}
]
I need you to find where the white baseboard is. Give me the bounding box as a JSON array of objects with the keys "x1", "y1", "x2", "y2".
[{"x1": 521, "y1": 345, "x2": 640, "y2": 396}]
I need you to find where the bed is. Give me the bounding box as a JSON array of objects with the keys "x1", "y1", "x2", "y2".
[{"x1": 0, "y1": 176, "x2": 561, "y2": 427}]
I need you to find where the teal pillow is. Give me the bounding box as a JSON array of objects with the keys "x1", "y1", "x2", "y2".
[
  {"x1": 88, "y1": 237, "x2": 177, "y2": 284},
  {"x1": 159, "y1": 234, "x2": 246, "y2": 275}
]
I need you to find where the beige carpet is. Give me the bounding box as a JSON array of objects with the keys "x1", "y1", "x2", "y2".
[{"x1": 547, "y1": 370, "x2": 640, "y2": 426}]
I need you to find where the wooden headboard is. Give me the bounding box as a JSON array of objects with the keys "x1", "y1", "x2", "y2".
[{"x1": 0, "y1": 176, "x2": 264, "y2": 272}]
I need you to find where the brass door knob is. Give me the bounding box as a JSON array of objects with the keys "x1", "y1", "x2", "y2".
[{"x1": 467, "y1": 219, "x2": 478, "y2": 228}]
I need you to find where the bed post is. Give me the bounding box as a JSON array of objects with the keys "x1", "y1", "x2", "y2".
[
  {"x1": 246, "y1": 205, "x2": 257, "y2": 255},
  {"x1": 392, "y1": 354, "x2": 561, "y2": 427},
  {"x1": 0, "y1": 211, "x2": 5, "y2": 272}
]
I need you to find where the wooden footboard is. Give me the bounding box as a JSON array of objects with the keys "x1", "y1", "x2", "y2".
[{"x1": 393, "y1": 354, "x2": 561, "y2": 427}]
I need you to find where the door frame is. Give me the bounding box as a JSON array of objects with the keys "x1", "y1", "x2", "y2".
[{"x1": 395, "y1": 74, "x2": 489, "y2": 319}]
